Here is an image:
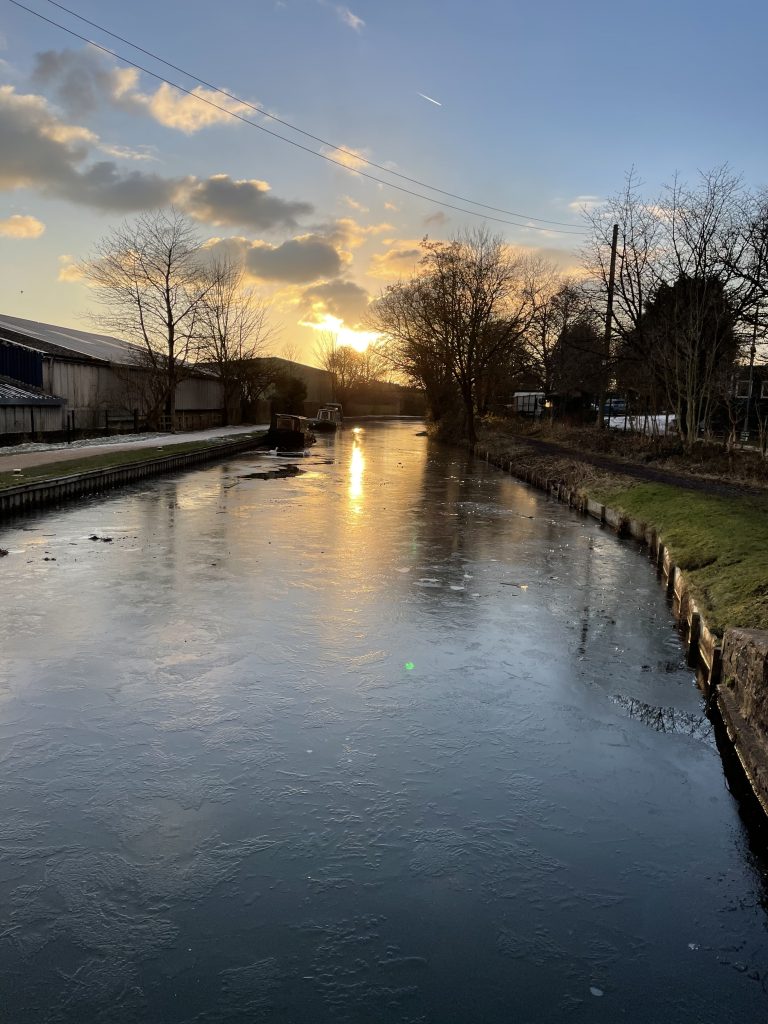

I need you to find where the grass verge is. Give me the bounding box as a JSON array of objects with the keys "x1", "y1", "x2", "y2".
[
  {"x1": 591, "y1": 482, "x2": 768, "y2": 636},
  {"x1": 0, "y1": 433, "x2": 265, "y2": 492}
]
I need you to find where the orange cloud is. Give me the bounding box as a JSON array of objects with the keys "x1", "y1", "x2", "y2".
[{"x1": 0, "y1": 214, "x2": 45, "y2": 238}]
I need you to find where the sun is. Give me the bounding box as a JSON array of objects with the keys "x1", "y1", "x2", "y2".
[{"x1": 306, "y1": 313, "x2": 380, "y2": 353}]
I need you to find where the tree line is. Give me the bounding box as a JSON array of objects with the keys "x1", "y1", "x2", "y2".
[
  {"x1": 369, "y1": 166, "x2": 768, "y2": 448},
  {"x1": 368, "y1": 231, "x2": 601, "y2": 445},
  {"x1": 82, "y1": 167, "x2": 768, "y2": 445}
]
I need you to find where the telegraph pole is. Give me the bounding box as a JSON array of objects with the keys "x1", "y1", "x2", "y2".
[{"x1": 597, "y1": 223, "x2": 619, "y2": 430}]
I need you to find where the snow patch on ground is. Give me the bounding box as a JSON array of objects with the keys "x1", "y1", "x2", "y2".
[{"x1": 0, "y1": 425, "x2": 268, "y2": 457}]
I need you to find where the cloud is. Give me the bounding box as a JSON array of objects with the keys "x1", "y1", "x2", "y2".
[
  {"x1": 204, "y1": 233, "x2": 344, "y2": 284},
  {"x1": 322, "y1": 144, "x2": 369, "y2": 173},
  {"x1": 336, "y1": 6, "x2": 365, "y2": 31},
  {"x1": 568, "y1": 195, "x2": 603, "y2": 213},
  {"x1": 32, "y1": 47, "x2": 253, "y2": 133},
  {"x1": 32, "y1": 48, "x2": 130, "y2": 116},
  {"x1": 343, "y1": 195, "x2": 369, "y2": 213},
  {"x1": 300, "y1": 279, "x2": 371, "y2": 328},
  {"x1": 0, "y1": 86, "x2": 314, "y2": 226},
  {"x1": 182, "y1": 175, "x2": 313, "y2": 230},
  {"x1": 424, "y1": 210, "x2": 449, "y2": 228},
  {"x1": 246, "y1": 236, "x2": 344, "y2": 282},
  {"x1": 133, "y1": 82, "x2": 251, "y2": 134},
  {"x1": 326, "y1": 217, "x2": 393, "y2": 251},
  {"x1": 0, "y1": 214, "x2": 45, "y2": 238},
  {"x1": 99, "y1": 143, "x2": 157, "y2": 162},
  {"x1": 368, "y1": 240, "x2": 422, "y2": 279},
  {"x1": 0, "y1": 84, "x2": 175, "y2": 208},
  {"x1": 384, "y1": 201, "x2": 398, "y2": 211},
  {"x1": 57, "y1": 253, "x2": 85, "y2": 281}
]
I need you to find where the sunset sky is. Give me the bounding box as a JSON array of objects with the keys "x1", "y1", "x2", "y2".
[{"x1": 1, "y1": 0, "x2": 767, "y2": 360}]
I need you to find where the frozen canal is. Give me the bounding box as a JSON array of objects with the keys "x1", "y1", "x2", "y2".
[{"x1": 0, "y1": 420, "x2": 766, "y2": 1022}]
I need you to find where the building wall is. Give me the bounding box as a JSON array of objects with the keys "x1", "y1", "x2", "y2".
[
  {"x1": 0, "y1": 405, "x2": 65, "y2": 436},
  {"x1": 41, "y1": 357, "x2": 224, "y2": 430},
  {"x1": 176, "y1": 376, "x2": 223, "y2": 411},
  {"x1": 269, "y1": 357, "x2": 334, "y2": 407}
]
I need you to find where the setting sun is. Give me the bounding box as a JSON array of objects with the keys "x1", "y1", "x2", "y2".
[{"x1": 306, "y1": 313, "x2": 380, "y2": 352}]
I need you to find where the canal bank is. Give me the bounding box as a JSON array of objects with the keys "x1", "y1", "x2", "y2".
[
  {"x1": 475, "y1": 428, "x2": 768, "y2": 820},
  {"x1": 0, "y1": 429, "x2": 267, "y2": 518}
]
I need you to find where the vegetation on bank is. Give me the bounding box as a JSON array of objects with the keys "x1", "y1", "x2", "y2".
[
  {"x1": 478, "y1": 423, "x2": 768, "y2": 636},
  {"x1": 0, "y1": 432, "x2": 265, "y2": 492},
  {"x1": 593, "y1": 483, "x2": 768, "y2": 636},
  {"x1": 494, "y1": 418, "x2": 768, "y2": 489}
]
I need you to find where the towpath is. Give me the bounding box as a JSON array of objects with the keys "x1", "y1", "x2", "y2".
[
  {"x1": 0, "y1": 424, "x2": 267, "y2": 474},
  {"x1": 485, "y1": 432, "x2": 767, "y2": 498}
]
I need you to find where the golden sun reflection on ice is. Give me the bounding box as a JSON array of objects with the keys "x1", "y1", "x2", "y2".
[{"x1": 348, "y1": 433, "x2": 365, "y2": 513}]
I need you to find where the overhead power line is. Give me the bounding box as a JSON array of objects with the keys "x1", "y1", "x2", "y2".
[
  {"x1": 38, "y1": 0, "x2": 584, "y2": 231},
  {"x1": 8, "y1": 0, "x2": 587, "y2": 236}
]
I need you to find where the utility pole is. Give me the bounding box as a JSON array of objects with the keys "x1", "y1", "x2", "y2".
[
  {"x1": 742, "y1": 243, "x2": 765, "y2": 442},
  {"x1": 597, "y1": 223, "x2": 619, "y2": 430}
]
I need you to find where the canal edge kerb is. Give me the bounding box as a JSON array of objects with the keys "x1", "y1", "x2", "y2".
[
  {"x1": 0, "y1": 433, "x2": 266, "y2": 519},
  {"x1": 475, "y1": 443, "x2": 768, "y2": 822}
]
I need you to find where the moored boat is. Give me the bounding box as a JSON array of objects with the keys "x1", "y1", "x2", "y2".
[
  {"x1": 263, "y1": 413, "x2": 316, "y2": 451},
  {"x1": 311, "y1": 405, "x2": 344, "y2": 432}
]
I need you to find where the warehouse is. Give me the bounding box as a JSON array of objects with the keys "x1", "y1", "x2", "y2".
[{"x1": 0, "y1": 313, "x2": 224, "y2": 439}]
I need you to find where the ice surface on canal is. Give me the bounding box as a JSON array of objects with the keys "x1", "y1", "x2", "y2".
[{"x1": 0, "y1": 421, "x2": 767, "y2": 1022}]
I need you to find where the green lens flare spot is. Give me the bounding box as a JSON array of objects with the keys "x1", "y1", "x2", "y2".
[{"x1": 404, "y1": 661, "x2": 415, "y2": 671}]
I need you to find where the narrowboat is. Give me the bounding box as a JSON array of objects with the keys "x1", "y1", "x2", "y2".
[
  {"x1": 263, "y1": 413, "x2": 316, "y2": 451},
  {"x1": 311, "y1": 405, "x2": 344, "y2": 432}
]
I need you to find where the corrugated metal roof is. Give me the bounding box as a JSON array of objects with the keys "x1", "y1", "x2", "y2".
[
  {"x1": 0, "y1": 313, "x2": 146, "y2": 366},
  {"x1": 0, "y1": 374, "x2": 65, "y2": 406}
]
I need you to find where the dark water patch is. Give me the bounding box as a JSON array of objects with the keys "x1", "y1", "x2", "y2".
[
  {"x1": 240, "y1": 464, "x2": 304, "y2": 480},
  {"x1": 611, "y1": 694, "x2": 714, "y2": 744}
]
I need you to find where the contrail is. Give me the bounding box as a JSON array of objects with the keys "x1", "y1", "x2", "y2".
[{"x1": 418, "y1": 92, "x2": 442, "y2": 106}]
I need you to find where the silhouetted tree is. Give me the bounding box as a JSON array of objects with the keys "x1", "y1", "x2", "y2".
[
  {"x1": 370, "y1": 229, "x2": 536, "y2": 443},
  {"x1": 197, "y1": 254, "x2": 274, "y2": 424},
  {"x1": 83, "y1": 208, "x2": 213, "y2": 428},
  {"x1": 639, "y1": 274, "x2": 739, "y2": 441},
  {"x1": 271, "y1": 371, "x2": 307, "y2": 414}
]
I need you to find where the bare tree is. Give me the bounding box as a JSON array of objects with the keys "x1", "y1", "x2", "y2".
[
  {"x1": 370, "y1": 230, "x2": 535, "y2": 444},
  {"x1": 313, "y1": 331, "x2": 363, "y2": 403},
  {"x1": 582, "y1": 168, "x2": 663, "y2": 351},
  {"x1": 280, "y1": 339, "x2": 303, "y2": 364},
  {"x1": 368, "y1": 278, "x2": 457, "y2": 423},
  {"x1": 582, "y1": 167, "x2": 753, "y2": 442},
  {"x1": 655, "y1": 168, "x2": 746, "y2": 442},
  {"x1": 524, "y1": 271, "x2": 594, "y2": 392},
  {"x1": 82, "y1": 208, "x2": 212, "y2": 428},
  {"x1": 197, "y1": 254, "x2": 274, "y2": 424}
]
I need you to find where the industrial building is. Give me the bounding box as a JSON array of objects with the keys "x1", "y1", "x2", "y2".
[{"x1": 0, "y1": 313, "x2": 224, "y2": 438}]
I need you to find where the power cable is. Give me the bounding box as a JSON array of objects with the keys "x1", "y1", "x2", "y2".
[
  {"x1": 7, "y1": 0, "x2": 587, "y2": 235},
  {"x1": 36, "y1": 0, "x2": 586, "y2": 231}
]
